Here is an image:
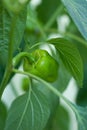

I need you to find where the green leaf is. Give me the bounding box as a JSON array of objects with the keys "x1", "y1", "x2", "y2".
[
  {"x1": 0, "y1": 101, "x2": 7, "y2": 130},
  {"x1": 76, "y1": 62, "x2": 87, "y2": 106},
  {"x1": 52, "y1": 55, "x2": 71, "y2": 92},
  {"x1": 12, "y1": 7, "x2": 27, "y2": 53},
  {"x1": 0, "y1": 1, "x2": 27, "y2": 83},
  {"x1": 0, "y1": 2, "x2": 27, "y2": 66},
  {"x1": 61, "y1": 0, "x2": 87, "y2": 40},
  {"x1": 5, "y1": 87, "x2": 50, "y2": 130},
  {"x1": 47, "y1": 38, "x2": 83, "y2": 86},
  {"x1": 70, "y1": 102, "x2": 87, "y2": 130},
  {"x1": 44, "y1": 105, "x2": 70, "y2": 130},
  {"x1": 0, "y1": 1, "x2": 11, "y2": 67}
]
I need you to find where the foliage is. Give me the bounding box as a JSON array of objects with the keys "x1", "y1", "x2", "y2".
[
  {"x1": 5, "y1": 86, "x2": 50, "y2": 130},
  {"x1": 0, "y1": 0, "x2": 87, "y2": 130},
  {"x1": 0, "y1": 101, "x2": 7, "y2": 130}
]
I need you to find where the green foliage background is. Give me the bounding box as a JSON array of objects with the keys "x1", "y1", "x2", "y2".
[{"x1": 0, "y1": 0, "x2": 87, "y2": 130}]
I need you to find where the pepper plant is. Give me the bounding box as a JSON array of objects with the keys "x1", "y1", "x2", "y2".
[{"x1": 0, "y1": 0, "x2": 87, "y2": 130}]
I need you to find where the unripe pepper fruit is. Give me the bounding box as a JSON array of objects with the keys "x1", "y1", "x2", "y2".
[{"x1": 23, "y1": 49, "x2": 59, "y2": 82}]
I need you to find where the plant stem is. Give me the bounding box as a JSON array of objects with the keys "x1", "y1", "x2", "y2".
[
  {"x1": 0, "y1": 15, "x2": 18, "y2": 99},
  {"x1": 44, "y1": 5, "x2": 63, "y2": 30},
  {"x1": 13, "y1": 52, "x2": 35, "y2": 67},
  {"x1": 28, "y1": 42, "x2": 44, "y2": 50}
]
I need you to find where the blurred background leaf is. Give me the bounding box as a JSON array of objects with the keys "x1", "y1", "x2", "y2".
[{"x1": 36, "y1": 0, "x2": 61, "y2": 27}]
